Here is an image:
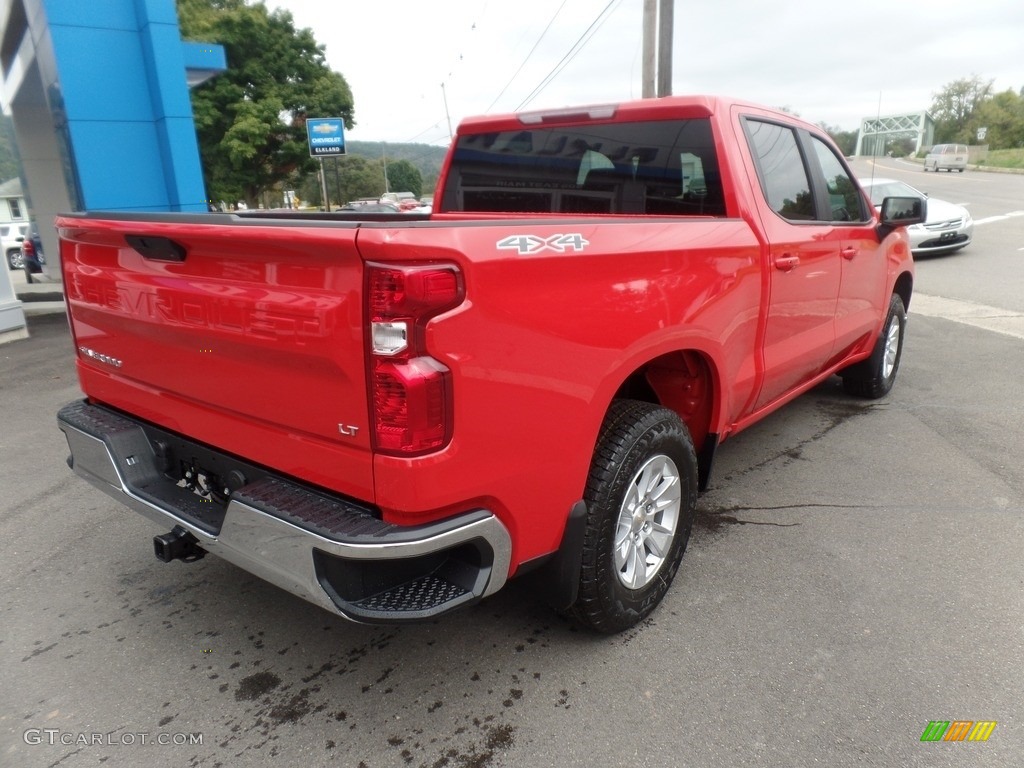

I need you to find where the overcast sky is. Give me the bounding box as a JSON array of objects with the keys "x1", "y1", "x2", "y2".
[{"x1": 269, "y1": 0, "x2": 1024, "y2": 145}]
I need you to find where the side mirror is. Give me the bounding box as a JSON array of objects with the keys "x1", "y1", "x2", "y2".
[{"x1": 877, "y1": 195, "x2": 926, "y2": 239}]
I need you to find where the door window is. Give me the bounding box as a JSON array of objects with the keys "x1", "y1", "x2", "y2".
[
  {"x1": 744, "y1": 120, "x2": 814, "y2": 221},
  {"x1": 810, "y1": 136, "x2": 867, "y2": 223}
]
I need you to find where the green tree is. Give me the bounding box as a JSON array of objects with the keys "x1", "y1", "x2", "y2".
[
  {"x1": 971, "y1": 89, "x2": 1024, "y2": 149},
  {"x1": 177, "y1": 0, "x2": 355, "y2": 206},
  {"x1": 818, "y1": 123, "x2": 858, "y2": 156},
  {"x1": 385, "y1": 159, "x2": 423, "y2": 198},
  {"x1": 885, "y1": 137, "x2": 917, "y2": 158},
  {"x1": 344, "y1": 158, "x2": 388, "y2": 201},
  {"x1": 348, "y1": 141, "x2": 448, "y2": 193},
  {"x1": 301, "y1": 156, "x2": 390, "y2": 209},
  {"x1": 930, "y1": 75, "x2": 993, "y2": 143}
]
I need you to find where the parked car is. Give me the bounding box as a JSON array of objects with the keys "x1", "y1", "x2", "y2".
[
  {"x1": 20, "y1": 226, "x2": 45, "y2": 281},
  {"x1": 861, "y1": 178, "x2": 972, "y2": 256},
  {"x1": 2, "y1": 222, "x2": 29, "y2": 269},
  {"x1": 338, "y1": 202, "x2": 400, "y2": 213},
  {"x1": 923, "y1": 143, "x2": 968, "y2": 172}
]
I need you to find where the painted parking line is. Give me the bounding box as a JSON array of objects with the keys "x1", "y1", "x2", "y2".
[
  {"x1": 911, "y1": 293, "x2": 1024, "y2": 341},
  {"x1": 972, "y1": 211, "x2": 1024, "y2": 226}
]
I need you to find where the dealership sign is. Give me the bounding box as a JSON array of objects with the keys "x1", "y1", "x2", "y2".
[{"x1": 307, "y1": 118, "x2": 346, "y2": 157}]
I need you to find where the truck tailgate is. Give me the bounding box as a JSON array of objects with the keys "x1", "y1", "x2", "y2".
[{"x1": 57, "y1": 215, "x2": 374, "y2": 501}]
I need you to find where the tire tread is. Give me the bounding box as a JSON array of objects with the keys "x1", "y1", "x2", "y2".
[
  {"x1": 841, "y1": 294, "x2": 906, "y2": 399},
  {"x1": 569, "y1": 400, "x2": 697, "y2": 633}
]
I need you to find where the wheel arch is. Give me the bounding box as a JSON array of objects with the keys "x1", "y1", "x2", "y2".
[
  {"x1": 610, "y1": 348, "x2": 721, "y2": 490},
  {"x1": 528, "y1": 347, "x2": 723, "y2": 611},
  {"x1": 893, "y1": 270, "x2": 913, "y2": 311}
]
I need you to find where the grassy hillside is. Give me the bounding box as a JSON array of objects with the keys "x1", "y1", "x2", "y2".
[
  {"x1": 980, "y1": 148, "x2": 1024, "y2": 169},
  {"x1": 346, "y1": 141, "x2": 449, "y2": 191}
]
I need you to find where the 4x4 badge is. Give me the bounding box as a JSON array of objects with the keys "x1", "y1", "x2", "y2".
[{"x1": 496, "y1": 233, "x2": 589, "y2": 255}]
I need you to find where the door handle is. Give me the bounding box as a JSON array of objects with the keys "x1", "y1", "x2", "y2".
[
  {"x1": 841, "y1": 247, "x2": 858, "y2": 260},
  {"x1": 125, "y1": 234, "x2": 187, "y2": 262},
  {"x1": 774, "y1": 254, "x2": 800, "y2": 271}
]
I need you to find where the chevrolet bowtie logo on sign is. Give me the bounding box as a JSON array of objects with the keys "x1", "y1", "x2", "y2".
[
  {"x1": 306, "y1": 118, "x2": 346, "y2": 157},
  {"x1": 920, "y1": 721, "x2": 996, "y2": 742}
]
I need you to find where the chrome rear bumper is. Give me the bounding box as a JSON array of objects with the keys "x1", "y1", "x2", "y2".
[{"x1": 58, "y1": 400, "x2": 512, "y2": 622}]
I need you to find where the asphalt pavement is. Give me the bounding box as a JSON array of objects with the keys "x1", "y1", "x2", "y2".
[
  {"x1": 2, "y1": 293, "x2": 1023, "y2": 767},
  {"x1": 3, "y1": 170, "x2": 1024, "y2": 767}
]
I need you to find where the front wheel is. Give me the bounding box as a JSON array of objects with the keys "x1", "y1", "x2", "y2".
[
  {"x1": 570, "y1": 400, "x2": 697, "y2": 633},
  {"x1": 841, "y1": 294, "x2": 906, "y2": 398}
]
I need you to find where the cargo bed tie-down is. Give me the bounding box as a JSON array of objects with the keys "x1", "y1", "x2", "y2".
[{"x1": 57, "y1": 401, "x2": 512, "y2": 623}]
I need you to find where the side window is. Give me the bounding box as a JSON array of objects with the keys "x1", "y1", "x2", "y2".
[
  {"x1": 810, "y1": 137, "x2": 866, "y2": 222},
  {"x1": 745, "y1": 120, "x2": 815, "y2": 221}
]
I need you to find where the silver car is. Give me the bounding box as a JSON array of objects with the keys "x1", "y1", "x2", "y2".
[
  {"x1": 861, "y1": 178, "x2": 972, "y2": 256},
  {"x1": 924, "y1": 143, "x2": 968, "y2": 172},
  {"x1": 3, "y1": 222, "x2": 28, "y2": 269}
]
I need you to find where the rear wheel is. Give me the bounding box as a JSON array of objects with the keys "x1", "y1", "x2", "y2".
[
  {"x1": 841, "y1": 294, "x2": 906, "y2": 398},
  {"x1": 570, "y1": 400, "x2": 697, "y2": 633},
  {"x1": 6, "y1": 249, "x2": 21, "y2": 270}
]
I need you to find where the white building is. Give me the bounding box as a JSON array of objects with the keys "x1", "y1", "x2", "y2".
[
  {"x1": 0, "y1": 177, "x2": 27, "y2": 224},
  {"x1": 0, "y1": 176, "x2": 27, "y2": 342}
]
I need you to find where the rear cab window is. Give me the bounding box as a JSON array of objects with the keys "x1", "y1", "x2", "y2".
[{"x1": 442, "y1": 119, "x2": 726, "y2": 217}]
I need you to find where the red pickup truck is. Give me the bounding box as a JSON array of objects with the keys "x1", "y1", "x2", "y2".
[{"x1": 56, "y1": 96, "x2": 924, "y2": 632}]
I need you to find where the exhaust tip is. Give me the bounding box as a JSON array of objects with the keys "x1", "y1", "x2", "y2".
[{"x1": 154, "y1": 526, "x2": 206, "y2": 563}]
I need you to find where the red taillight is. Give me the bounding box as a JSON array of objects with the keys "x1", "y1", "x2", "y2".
[
  {"x1": 23, "y1": 239, "x2": 34, "y2": 257},
  {"x1": 366, "y1": 263, "x2": 463, "y2": 455}
]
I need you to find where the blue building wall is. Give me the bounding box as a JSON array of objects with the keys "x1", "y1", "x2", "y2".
[
  {"x1": 45, "y1": 0, "x2": 224, "y2": 211},
  {"x1": 2, "y1": 0, "x2": 224, "y2": 216}
]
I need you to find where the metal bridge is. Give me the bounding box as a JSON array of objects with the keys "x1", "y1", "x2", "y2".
[{"x1": 854, "y1": 112, "x2": 935, "y2": 156}]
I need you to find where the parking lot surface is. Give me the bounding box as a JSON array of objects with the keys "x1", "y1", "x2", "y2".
[{"x1": 3, "y1": 165, "x2": 1024, "y2": 765}]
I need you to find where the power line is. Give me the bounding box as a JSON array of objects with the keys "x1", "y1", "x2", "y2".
[
  {"x1": 402, "y1": 121, "x2": 445, "y2": 144},
  {"x1": 485, "y1": 0, "x2": 570, "y2": 113},
  {"x1": 514, "y1": 0, "x2": 623, "y2": 112}
]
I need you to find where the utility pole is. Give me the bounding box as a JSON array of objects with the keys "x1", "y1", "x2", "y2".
[
  {"x1": 657, "y1": 0, "x2": 674, "y2": 97},
  {"x1": 642, "y1": 0, "x2": 674, "y2": 98},
  {"x1": 641, "y1": 0, "x2": 656, "y2": 98},
  {"x1": 319, "y1": 158, "x2": 329, "y2": 211},
  {"x1": 441, "y1": 82, "x2": 453, "y2": 141}
]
